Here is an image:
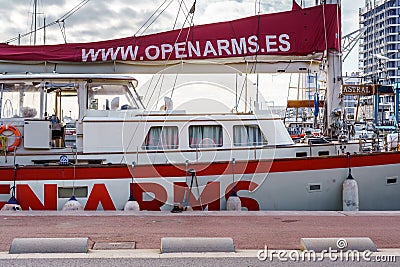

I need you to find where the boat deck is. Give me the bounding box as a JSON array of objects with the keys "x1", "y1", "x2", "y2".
[{"x1": 0, "y1": 211, "x2": 399, "y2": 251}]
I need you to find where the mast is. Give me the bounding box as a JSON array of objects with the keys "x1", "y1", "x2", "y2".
[
  {"x1": 33, "y1": 0, "x2": 37, "y2": 45},
  {"x1": 324, "y1": 0, "x2": 343, "y2": 137}
]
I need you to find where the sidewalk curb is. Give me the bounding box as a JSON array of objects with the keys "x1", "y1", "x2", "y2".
[{"x1": 0, "y1": 249, "x2": 399, "y2": 259}]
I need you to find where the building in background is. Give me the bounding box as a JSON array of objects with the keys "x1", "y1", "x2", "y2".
[
  {"x1": 343, "y1": 73, "x2": 363, "y2": 121},
  {"x1": 359, "y1": 0, "x2": 400, "y2": 85},
  {"x1": 359, "y1": 0, "x2": 399, "y2": 126}
]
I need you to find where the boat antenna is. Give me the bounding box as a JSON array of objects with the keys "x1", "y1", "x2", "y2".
[
  {"x1": 43, "y1": 16, "x2": 46, "y2": 45},
  {"x1": 33, "y1": 0, "x2": 38, "y2": 45},
  {"x1": 5, "y1": 0, "x2": 90, "y2": 44}
]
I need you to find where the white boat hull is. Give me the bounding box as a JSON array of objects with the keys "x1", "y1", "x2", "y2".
[{"x1": 1, "y1": 152, "x2": 399, "y2": 211}]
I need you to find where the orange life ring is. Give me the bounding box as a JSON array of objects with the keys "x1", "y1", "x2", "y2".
[
  {"x1": 290, "y1": 133, "x2": 305, "y2": 139},
  {"x1": 0, "y1": 124, "x2": 21, "y2": 152}
]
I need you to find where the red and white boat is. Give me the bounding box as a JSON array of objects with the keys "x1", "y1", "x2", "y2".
[{"x1": 0, "y1": 2, "x2": 398, "y2": 211}]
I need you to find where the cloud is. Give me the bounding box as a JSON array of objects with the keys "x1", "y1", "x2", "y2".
[
  {"x1": 0, "y1": 0, "x2": 291, "y2": 44},
  {"x1": 341, "y1": 0, "x2": 365, "y2": 74}
]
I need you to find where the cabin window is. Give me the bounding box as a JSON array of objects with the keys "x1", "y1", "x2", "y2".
[
  {"x1": 0, "y1": 83, "x2": 40, "y2": 118},
  {"x1": 87, "y1": 83, "x2": 138, "y2": 111},
  {"x1": 142, "y1": 126, "x2": 179, "y2": 150},
  {"x1": 307, "y1": 183, "x2": 321, "y2": 192},
  {"x1": 386, "y1": 177, "x2": 398, "y2": 185},
  {"x1": 189, "y1": 125, "x2": 223, "y2": 148},
  {"x1": 296, "y1": 151, "x2": 307, "y2": 157},
  {"x1": 318, "y1": 151, "x2": 329, "y2": 156},
  {"x1": 58, "y1": 186, "x2": 88, "y2": 198},
  {"x1": 233, "y1": 125, "x2": 267, "y2": 146}
]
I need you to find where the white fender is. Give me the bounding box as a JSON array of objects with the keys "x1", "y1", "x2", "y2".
[
  {"x1": 342, "y1": 178, "x2": 359, "y2": 211},
  {"x1": 124, "y1": 200, "x2": 140, "y2": 211},
  {"x1": 226, "y1": 196, "x2": 242, "y2": 211},
  {"x1": 62, "y1": 196, "x2": 83, "y2": 211}
]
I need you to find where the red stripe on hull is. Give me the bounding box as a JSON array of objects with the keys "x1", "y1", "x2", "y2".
[{"x1": 0, "y1": 152, "x2": 398, "y2": 181}]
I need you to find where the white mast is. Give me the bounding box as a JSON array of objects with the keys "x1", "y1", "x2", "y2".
[{"x1": 324, "y1": 0, "x2": 343, "y2": 137}]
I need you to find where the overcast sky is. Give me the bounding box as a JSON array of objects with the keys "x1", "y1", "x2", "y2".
[{"x1": 0, "y1": 0, "x2": 364, "y2": 74}]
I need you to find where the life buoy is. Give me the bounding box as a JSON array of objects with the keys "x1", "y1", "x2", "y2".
[
  {"x1": 0, "y1": 124, "x2": 21, "y2": 152},
  {"x1": 290, "y1": 133, "x2": 305, "y2": 139}
]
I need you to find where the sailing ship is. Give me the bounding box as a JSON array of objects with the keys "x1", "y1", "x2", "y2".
[{"x1": 0, "y1": 2, "x2": 399, "y2": 211}]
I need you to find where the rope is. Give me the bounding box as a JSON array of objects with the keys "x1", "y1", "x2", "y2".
[
  {"x1": 307, "y1": 70, "x2": 312, "y2": 115},
  {"x1": 172, "y1": 0, "x2": 184, "y2": 30},
  {"x1": 58, "y1": 20, "x2": 67, "y2": 43},
  {"x1": 335, "y1": 4, "x2": 341, "y2": 53},
  {"x1": 136, "y1": 0, "x2": 175, "y2": 37},
  {"x1": 165, "y1": 0, "x2": 196, "y2": 63},
  {"x1": 163, "y1": 1, "x2": 197, "y2": 100},
  {"x1": 134, "y1": 0, "x2": 169, "y2": 36},
  {"x1": 170, "y1": 73, "x2": 179, "y2": 99},
  {"x1": 145, "y1": 74, "x2": 164, "y2": 108},
  {"x1": 283, "y1": 73, "x2": 294, "y2": 123},
  {"x1": 322, "y1": 3, "x2": 329, "y2": 55}
]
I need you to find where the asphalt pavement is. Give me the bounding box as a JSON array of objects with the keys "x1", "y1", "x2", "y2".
[{"x1": 0, "y1": 211, "x2": 399, "y2": 266}]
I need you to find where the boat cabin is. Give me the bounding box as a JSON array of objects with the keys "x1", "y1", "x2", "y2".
[
  {"x1": 0, "y1": 73, "x2": 358, "y2": 167},
  {"x1": 0, "y1": 74, "x2": 143, "y2": 152}
]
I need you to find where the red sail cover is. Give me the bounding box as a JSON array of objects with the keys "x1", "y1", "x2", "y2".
[{"x1": 0, "y1": 4, "x2": 340, "y2": 63}]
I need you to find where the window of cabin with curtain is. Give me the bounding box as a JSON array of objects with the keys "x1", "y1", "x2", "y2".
[
  {"x1": 189, "y1": 125, "x2": 223, "y2": 148},
  {"x1": 142, "y1": 126, "x2": 179, "y2": 150},
  {"x1": 233, "y1": 125, "x2": 267, "y2": 146}
]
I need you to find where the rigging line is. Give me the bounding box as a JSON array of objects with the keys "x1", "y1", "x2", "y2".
[
  {"x1": 150, "y1": 77, "x2": 166, "y2": 165},
  {"x1": 25, "y1": 1, "x2": 32, "y2": 44},
  {"x1": 155, "y1": 75, "x2": 165, "y2": 109},
  {"x1": 254, "y1": 0, "x2": 261, "y2": 15},
  {"x1": 142, "y1": 74, "x2": 157, "y2": 101},
  {"x1": 227, "y1": 20, "x2": 247, "y2": 65},
  {"x1": 179, "y1": 0, "x2": 190, "y2": 18},
  {"x1": 172, "y1": 0, "x2": 184, "y2": 30},
  {"x1": 170, "y1": 73, "x2": 179, "y2": 99},
  {"x1": 165, "y1": 0, "x2": 196, "y2": 67},
  {"x1": 5, "y1": 0, "x2": 90, "y2": 44},
  {"x1": 58, "y1": 20, "x2": 67, "y2": 44},
  {"x1": 243, "y1": 1, "x2": 263, "y2": 76},
  {"x1": 241, "y1": 2, "x2": 262, "y2": 76},
  {"x1": 335, "y1": 4, "x2": 342, "y2": 76},
  {"x1": 165, "y1": 0, "x2": 195, "y2": 62},
  {"x1": 122, "y1": 75, "x2": 164, "y2": 162},
  {"x1": 134, "y1": 0, "x2": 169, "y2": 36},
  {"x1": 251, "y1": 10, "x2": 262, "y2": 74},
  {"x1": 138, "y1": 0, "x2": 175, "y2": 36},
  {"x1": 58, "y1": 0, "x2": 90, "y2": 21},
  {"x1": 271, "y1": 61, "x2": 292, "y2": 77},
  {"x1": 119, "y1": 122, "x2": 141, "y2": 164},
  {"x1": 236, "y1": 73, "x2": 247, "y2": 110},
  {"x1": 145, "y1": 74, "x2": 164, "y2": 108},
  {"x1": 322, "y1": 3, "x2": 328, "y2": 55},
  {"x1": 166, "y1": 1, "x2": 196, "y2": 99},
  {"x1": 283, "y1": 73, "x2": 293, "y2": 123},
  {"x1": 120, "y1": 81, "x2": 161, "y2": 163},
  {"x1": 307, "y1": 69, "x2": 312, "y2": 115}
]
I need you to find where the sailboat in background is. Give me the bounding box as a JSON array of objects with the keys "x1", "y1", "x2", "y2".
[{"x1": 284, "y1": 72, "x2": 324, "y2": 140}]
